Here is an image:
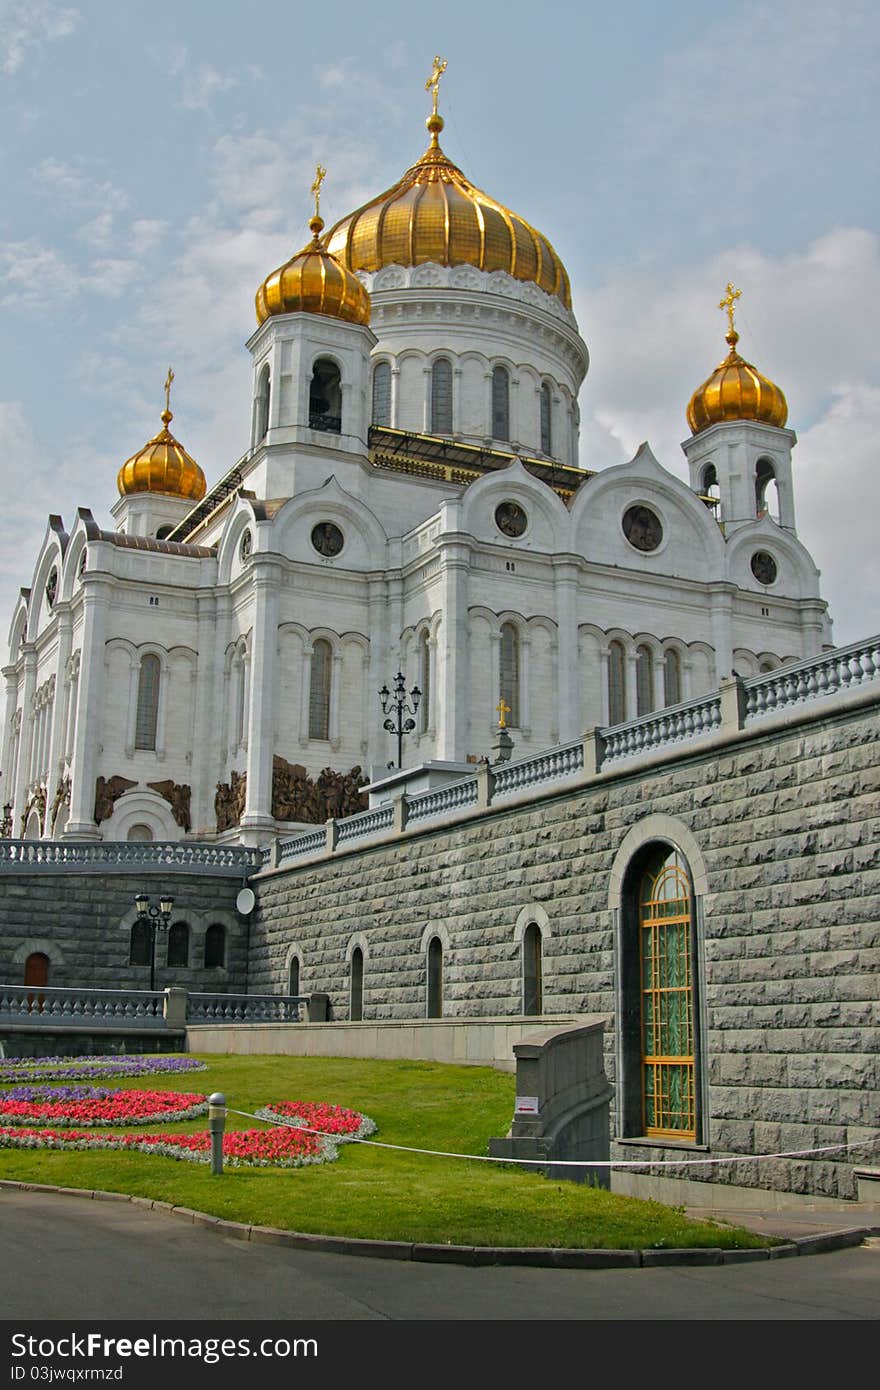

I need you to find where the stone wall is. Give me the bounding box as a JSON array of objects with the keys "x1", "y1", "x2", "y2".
[
  {"x1": 249, "y1": 695, "x2": 880, "y2": 1199},
  {"x1": 0, "y1": 871, "x2": 247, "y2": 994}
]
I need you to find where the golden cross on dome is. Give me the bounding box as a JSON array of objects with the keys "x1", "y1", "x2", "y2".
[
  {"x1": 718, "y1": 282, "x2": 742, "y2": 336},
  {"x1": 311, "y1": 164, "x2": 327, "y2": 219},
  {"x1": 425, "y1": 55, "x2": 447, "y2": 115},
  {"x1": 496, "y1": 696, "x2": 511, "y2": 730},
  {"x1": 163, "y1": 367, "x2": 174, "y2": 417}
]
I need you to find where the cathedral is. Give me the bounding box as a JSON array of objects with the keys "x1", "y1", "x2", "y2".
[{"x1": 0, "y1": 70, "x2": 830, "y2": 848}]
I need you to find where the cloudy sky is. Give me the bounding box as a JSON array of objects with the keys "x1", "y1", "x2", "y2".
[{"x1": 1, "y1": 0, "x2": 877, "y2": 644}]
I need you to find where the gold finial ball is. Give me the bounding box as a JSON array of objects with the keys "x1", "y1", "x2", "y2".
[
  {"x1": 309, "y1": 213, "x2": 325, "y2": 239},
  {"x1": 426, "y1": 112, "x2": 444, "y2": 136}
]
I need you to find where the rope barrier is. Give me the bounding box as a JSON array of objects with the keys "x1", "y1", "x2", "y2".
[{"x1": 227, "y1": 1107, "x2": 879, "y2": 1171}]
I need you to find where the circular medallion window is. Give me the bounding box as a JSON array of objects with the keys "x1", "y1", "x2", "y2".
[
  {"x1": 750, "y1": 550, "x2": 777, "y2": 585},
  {"x1": 311, "y1": 522, "x2": 344, "y2": 557},
  {"x1": 622, "y1": 505, "x2": 663, "y2": 552},
  {"x1": 494, "y1": 501, "x2": 528, "y2": 538},
  {"x1": 239, "y1": 530, "x2": 252, "y2": 562},
  {"x1": 45, "y1": 568, "x2": 58, "y2": 609}
]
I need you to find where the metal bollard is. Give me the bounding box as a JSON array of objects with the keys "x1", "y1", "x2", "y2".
[{"x1": 208, "y1": 1092, "x2": 226, "y2": 1176}]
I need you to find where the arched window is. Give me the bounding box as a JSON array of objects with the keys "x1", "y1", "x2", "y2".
[
  {"x1": 701, "y1": 463, "x2": 720, "y2": 511},
  {"x1": 255, "y1": 363, "x2": 270, "y2": 442},
  {"x1": 309, "y1": 359, "x2": 341, "y2": 433},
  {"x1": 491, "y1": 365, "x2": 510, "y2": 441},
  {"x1": 127, "y1": 824, "x2": 153, "y2": 842},
  {"x1": 608, "y1": 640, "x2": 626, "y2": 725},
  {"x1": 419, "y1": 629, "x2": 431, "y2": 732},
  {"x1": 427, "y1": 937, "x2": 443, "y2": 1018},
  {"x1": 372, "y1": 362, "x2": 391, "y2": 427},
  {"x1": 431, "y1": 358, "x2": 453, "y2": 434},
  {"x1": 24, "y1": 952, "x2": 49, "y2": 987},
  {"x1": 755, "y1": 458, "x2": 778, "y2": 519},
  {"x1": 155, "y1": 525, "x2": 174, "y2": 541},
  {"x1": 308, "y1": 639, "x2": 332, "y2": 740},
  {"x1": 288, "y1": 955, "x2": 300, "y2": 996},
  {"x1": 620, "y1": 846, "x2": 697, "y2": 1142},
  {"x1": 135, "y1": 654, "x2": 160, "y2": 751},
  {"x1": 540, "y1": 382, "x2": 552, "y2": 454},
  {"x1": 636, "y1": 644, "x2": 654, "y2": 716},
  {"x1": 167, "y1": 921, "x2": 189, "y2": 968},
  {"x1": 522, "y1": 922, "x2": 543, "y2": 1016},
  {"x1": 350, "y1": 946, "x2": 364, "y2": 1022},
  {"x1": 234, "y1": 647, "x2": 249, "y2": 749},
  {"x1": 204, "y1": 923, "x2": 226, "y2": 969},
  {"x1": 664, "y1": 649, "x2": 682, "y2": 707},
  {"x1": 499, "y1": 622, "x2": 520, "y2": 727},
  {"x1": 129, "y1": 920, "x2": 151, "y2": 967}
]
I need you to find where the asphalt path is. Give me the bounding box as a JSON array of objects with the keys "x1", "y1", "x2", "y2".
[{"x1": 1, "y1": 1190, "x2": 878, "y2": 1323}]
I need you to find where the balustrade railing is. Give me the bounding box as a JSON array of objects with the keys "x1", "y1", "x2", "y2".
[
  {"x1": 0, "y1": 984, "x2": 165, "y2": 1027},
  {"x1": 600, "y1": 694, "x2": 723, "y2": 765},
  {"x1": 406, "y1": 778, "x2": 479, "y2": 824},
  {"x1": 743, "y1": 635, "x2": 880, "y2": 722},
  {"x1": 0, "y1": 841, "x2": 261, "y2": 873},
  {"x1": 493, "y1": 740, "x2": 584, "y2": 798},
  {"x1": 186, "y1": 992, "x2": 305, "y2": 1024},
  {"x1": 336, "y1": 804, "x2": 395, "y2": 843}
]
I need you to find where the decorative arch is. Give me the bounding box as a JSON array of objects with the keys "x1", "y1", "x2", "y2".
[
  {"x1": 284, "y1": 941, "x2": 304, "y2": 996},
  {"x1": 607, "y1": 814, "x2": 710, "y2": 908}
]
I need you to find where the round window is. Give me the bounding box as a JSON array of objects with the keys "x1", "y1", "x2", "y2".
[
  {"x1": 494, "y1": 501, "x2": 528, "y2": 538},
  {"x1": 750, "y1": 550, "x2": 777, "y2": 585},
  {"x1": 239, "y1": 530, "x2": 252, "y2": 562},
  {"x1": 45, "y1": 568, "x2": 58, "y2": 609},
  {"x1": 311, "y1": 522, "x2": 344, "y2": 557},
  {"x1": 622, "y1": 505, "x2": 663, "y2": 552}
]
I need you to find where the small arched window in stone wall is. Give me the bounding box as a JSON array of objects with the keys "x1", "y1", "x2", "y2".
[
  {"x1": 701, "y1": 463, "x2": 720, "y2": 512},
  {"x1": 135, "y1": 654, "x2": 161, "y2": 751},
  {"x1": 664, "y1": 649, "x2": 682, "y2": 707},
  {"x1": 288, "y1": 955, "x2": 300, "y2": 996},
  {"x1": 620, "y1": 845, "x2": 698, "y2": 1143},
  {"x1": 255, "y1": 362, "x2": 270, "y2": 441},
  {"x1": 350, "y1": 946, "x2": 364, "y2": 1022},
  {"x1": 755, "y1": 457, "x2": 778, "y2": 519},
  {"x1": 204, "y1": 923, "x2": 226, "y2": 969},
  {"x1": 540, "y1": 382, "x2": 552, "y2": 454},
  {"x1": 308, "y1": 639, "x2": 332, "y2": 741},
  {"x1": 167, "y1": 921, "x2": 189, "y2": 968},
  {"x1": 431, "y1": 358, "x2": 453, "y2": 434},
  {"x1": 522, "y1": 922, "x2": 543, "y2": 1016},
  {"x1": 636, "y1": 645, "x2": 654, "y2": 716},
  {"x1": 499, "y1": 623, "x2": 520, "y2": 727},
  {"x1": 372, "y1": 362, "x2": 391, "y2": 426},
  {"x1": 492, "y1": 365, "x2": 510, "y2": 441},
  {"x1": 419, "y1": 629, "x2": 431, "y2": 732},
  {"x1": 309, "y1": 359, "x2": 341, "y2": 433},
  {"x1": 127, "y1": 823, "x2": 153, "y2": 842},
  {"x1": 129, "y1": 920, "x2": 151, "y2": 967},
  {"x1": 427, "y1": 937, "x2": 443, "y2": 1018},
  {"x1": 608, "y1": 640, "x2": 626, "y2": 725},
  {"x1": 24, "y1": 952, "x2": 49, "y2": 988}
]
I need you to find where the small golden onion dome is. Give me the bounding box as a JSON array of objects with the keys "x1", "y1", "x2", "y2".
[
  {"x1": 687, "y1": 328, "x2": 788, "y2": 435},
  {"x1": 255, "y1": 213, "x2": 371, "y2": 327},
  {"x1": 117, "y1": 388, "x2": 206, "y2": 502},
  {"x1": 324, "y1": 114, "x2": 572, "y2": 310}
]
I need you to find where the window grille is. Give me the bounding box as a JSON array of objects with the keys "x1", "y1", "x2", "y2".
[
  {"x1": 135, "y1": 654, "x2": 160, "y2": 750},
  {"x1": 639, "y1": 850, "x2": 695, "y2": 1140},
  {"x1": 608, "y1": 641, "x2": 626, "y2": 725},
  {"x1": 499, "y1": 623, "x2": 520, "y2": 726},
  {"x1": 636, "y1": 645, "x2": 654, "y2": 716},
  {"x1": 540, "y1": 382, "x2": 552, "y2": 453},
  {"x1": 419, "y1": 630, "x2": 431, "y2": 731},
  {"x1": 492, "y1": 365, "x2": 510, "y2": 441},
  {"x1": 308, "y1": 639, "x2": 332, "y2": 740},
  {"x1": 431, "y1": 359, "x2": 453, "y2": 433},
  {"x1": 372, "y1": 362, "x2": 391, "y2": 426}
]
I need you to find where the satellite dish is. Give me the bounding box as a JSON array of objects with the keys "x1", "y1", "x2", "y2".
[{"x1": 236, "y1": 887, "x2": 256, "y2": 915}]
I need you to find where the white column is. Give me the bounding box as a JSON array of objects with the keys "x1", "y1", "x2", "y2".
[
  {"x1": 44, "y1": 613, "x2": 73, "y2": 834},
  {"x1": 14, "y1": 647, "x2": 37, "y2": 832},
  {"x1": 554, "y1": 560, "x2": 579, "y2": 742},
  {"x1": 598, "y1": 649, "x2": 610, "y2": 726},
  {"x1": 490, "y1": 630, "x2": 501, "y2": 731},
  {"x1": 299, "y1": 642, "x2": 312, "y2": 748},
  {"x1": 519, "y1": 635, "x2": 532, "y2": 734},
  {"x1": 329, "y1": 652, "x2": 343, "y2": 751},
  {"x1": 0, "y1": 665, "x2": 19, "y2": 819},
  {"x1": 190, "y1": 590, "x2": 218, "y2": 835},
  {"x1": 65, "y1": 579, "x2": 111, "y2": 838},
  {"x1": 624, "y1": 650, "x2": 638, "y2": 721},
  {"x1": 390, "y1": 367, "x2": 400, "y2": 429},
  {"x1": 242, "y1": 561, "x2": 280, "y2": 827},
  {"x1": 652, "y1": 654, "x2": 665, "y2": 712},
  {"x1": 436, "y1": 541, "x2": 470, "y2": 761},
  {"x1": 710, "y1": 586, "x2": 735, "y2": 681},
  {"x1": 366, "y1": 576, "x2": 387, "y2": 771}
]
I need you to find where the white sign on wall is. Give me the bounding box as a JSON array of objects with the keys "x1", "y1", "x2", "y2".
[{"x1": 515, "y1": 1095, "x2": 540, "y2": 1114}]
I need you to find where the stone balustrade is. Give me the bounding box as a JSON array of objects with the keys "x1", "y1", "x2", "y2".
[{"x1": 0, "y1": 840, "x2": 261, "y2": 874}]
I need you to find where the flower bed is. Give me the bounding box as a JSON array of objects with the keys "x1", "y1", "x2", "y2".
[
  {"x1": 0, "y1": 1056, "x2": 206, "y2": 1084},
  {"x1": 255, "y1": 1100, "x2": 377, "y2": 1141},
  {"x1": 0, "y1": 1088, "x2": 207, "y2": 1127}
]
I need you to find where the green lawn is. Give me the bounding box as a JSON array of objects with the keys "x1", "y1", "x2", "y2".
[{"x1": 0, "y1": 1054, "x2": 769, "y2": 1250}]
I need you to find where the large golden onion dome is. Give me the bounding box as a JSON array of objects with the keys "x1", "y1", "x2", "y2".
[
  {"x1": 687, "y1": 285, "x2": 788, "y2": 434},
  {"x1": 255, "y1": 211, "x2": 371, "y2": 327},
  {"x1": 117, "y1": 371, "x2": 207, "y2": 501},
  {"x1": 323, "y1": 112, "x2": 572, "y2": 310}
]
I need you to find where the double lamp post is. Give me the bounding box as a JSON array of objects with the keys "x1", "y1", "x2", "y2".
[{"x1": 133, "y1": 891, "x2": 174, "y2": 993}]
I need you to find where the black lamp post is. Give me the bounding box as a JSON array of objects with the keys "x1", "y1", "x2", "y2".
[
  {"x1": 134, "y1": 891, "x2": 175, "y2": 992},
  {"x1": 379, "y1": 672, "x2": 422, "y2": 769}
]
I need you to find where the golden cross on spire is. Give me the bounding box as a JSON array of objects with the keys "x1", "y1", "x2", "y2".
[
  {"x1": 718, "y1": 282, "x2": 742, "y2": 336},
  {"x1": 163, "y1": 367, "x2": 174, "y2": 419},
  {"x1": 496, "y1": 696, "x2": 511, "y2": 730},
  {"x1": 311, "y1": 164, "x2": 327, "y2": 219},
  {"x1": 425, "y1": 55, "x2": 447, "y2": 116}
]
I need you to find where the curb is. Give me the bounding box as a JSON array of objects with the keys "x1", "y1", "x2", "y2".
[{"x1": 0, "y1": 1180, "x2": 874, "y2": 1270}]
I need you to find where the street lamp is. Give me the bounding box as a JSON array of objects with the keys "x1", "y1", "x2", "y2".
[
  {"x1": 379, "y1": 672, "x2": 422, "y2": 769},
  {"x1": 134, "y1": 892, "x2": 175, "y2": 992}
]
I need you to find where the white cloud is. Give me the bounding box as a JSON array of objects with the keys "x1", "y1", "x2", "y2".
[
  {"x1": 0, "y1": 239, "x2": 75, "y2": 304},
  {"x1": 0, "y1": 1, "x2": 78, "y2": 75},
  {"x1": 166, "y1": 47, "x2": 238, "y2": 111}
]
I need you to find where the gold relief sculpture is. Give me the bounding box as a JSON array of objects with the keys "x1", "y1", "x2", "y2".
[
  {"x1": 93, "y1": 775, "x2": 137, "y2": 825},
  {"x1": 50, "y1": 775, "x2": 70, "y2": 831},
  {"x1": 215, "y1": 771, "x2": 246, "y2": 832},
  {"x1": 20, "y1": 786, "x2": 47, "y2": 838},
  {"x1": 271, "y1": 756, "x2": 368, "y2": 824},
  {"x1": 147, "y1": 779, "x2": 192, "y2": 832}
]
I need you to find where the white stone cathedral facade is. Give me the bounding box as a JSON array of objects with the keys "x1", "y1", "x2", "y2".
[{"x1": 0, "y1": 102, "x2": 830, "y2": 847}]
